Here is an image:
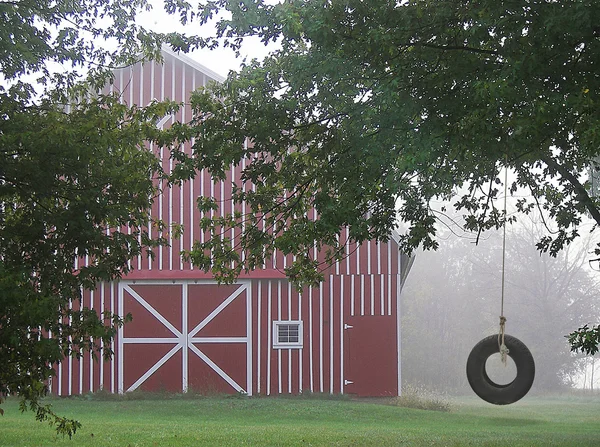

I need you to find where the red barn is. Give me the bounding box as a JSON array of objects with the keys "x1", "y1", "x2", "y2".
[{"x1": 50, "y1": 48, "x2": 413, "y2": 398}]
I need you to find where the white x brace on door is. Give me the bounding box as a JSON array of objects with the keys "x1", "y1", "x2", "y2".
[{"x1": 118, "y1": 280, "x2": 252, "y2": 395}]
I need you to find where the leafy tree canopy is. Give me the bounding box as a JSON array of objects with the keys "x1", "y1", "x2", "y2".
[
  {"x1": 0, "y1": 0, "x2": 200, "y2": 435},
  {"x1": 166, "y1": 0, "x2": 600, "y2": 347}
]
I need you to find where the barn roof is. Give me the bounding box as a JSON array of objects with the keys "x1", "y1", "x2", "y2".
[{"x1": 161, "y1": 46, "x2": 226, "y2": 84}]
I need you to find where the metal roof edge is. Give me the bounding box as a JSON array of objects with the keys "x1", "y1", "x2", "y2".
[
  {"x1": 390, "y1": 227, "x2": 416, "y2": 285},
  {"x1": 161, "y1": 45, "x2": 227, "y2": 83}
]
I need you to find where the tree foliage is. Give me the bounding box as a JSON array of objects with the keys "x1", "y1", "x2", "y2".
[
  {"x1": 166, "y1": 0, "x2": 600, "y2": 344},
  {"x1": 0, "y1": 0, "x2": 200, "y2": 436}
]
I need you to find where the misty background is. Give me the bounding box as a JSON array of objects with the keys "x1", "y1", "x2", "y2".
[{"x1": 401, "y1": 216, "x2": 600, "y2": 394}]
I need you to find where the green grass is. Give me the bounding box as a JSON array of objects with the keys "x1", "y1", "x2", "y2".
[{"x1": 1, "y1": 394, "x2": 599, "y2": 446}]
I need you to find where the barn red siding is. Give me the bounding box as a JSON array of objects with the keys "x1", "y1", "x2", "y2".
[{"x1": 50, "y1": 49, "x2": 408, "y2": 398}]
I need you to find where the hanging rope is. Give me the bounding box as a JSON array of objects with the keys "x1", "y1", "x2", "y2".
[{"x1": 499, "y1": 158, "x2": 509, "y2": 365}]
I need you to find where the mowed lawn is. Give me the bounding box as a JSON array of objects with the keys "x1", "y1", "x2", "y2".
[{"x1": 1, "y1": 394, "x2": 599, "y2": 446}]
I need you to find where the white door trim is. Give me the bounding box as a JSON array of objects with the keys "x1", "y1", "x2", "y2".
[{"x1": 118, "y1": 280, "x2": 252, "y2": 395}]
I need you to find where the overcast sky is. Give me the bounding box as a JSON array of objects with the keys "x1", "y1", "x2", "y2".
[{"x1": 138, "y1": 1, "x2": 275, "y2": 78}]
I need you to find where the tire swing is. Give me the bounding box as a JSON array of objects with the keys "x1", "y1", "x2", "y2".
[
  {"x1": 466, "y1": 163, "x2": 535, "y2": 405},
  {"x1": 466, "y1": 330, "x2": 535, "y2": 405}
]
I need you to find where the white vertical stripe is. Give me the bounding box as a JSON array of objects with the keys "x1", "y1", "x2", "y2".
[
  {"x1": 308, "y1": 287, "x2": 314, "y2": 392},
  {"x1": 148, "y1": 61, "x2": 155, "y2": 266},
  {"x1": 220, "y1": 179, "x2": 225, "y2": 253},
  {"x1": 388, "y1": 242, "x2": 392, "y2": 316},
  {"x1": 48, "y1": 330, "x2": 53, "y2": 394},
  {"x1": 179, "y1": 64, "x2": 186, "y2": 270},
  {"x1": 168, "y1": 152, "x2": 174, "y2": 270},
  {"x1": 189, "y1": 69, "x2": 196, "y2": 261},
  {"x1": 100, "y1": 284, "x2": 105, "y2": 391},
  {"x1": 147, "y1": 171, "x2": 153, "y2": 271},
  {"x1": 266, "y1": 281, "x2": 272, "y2": 395},
  {"x1": 200, "y1": 169, "x2": 205, "y2": 244},
  {"x1": 262, "y1": 181, "x2": 267, "y2": 270},
  {"x1": 356, "y1": 244, "x2": 360, "y2": 275},
  {"x1": 137, "y1": 64, "x2": 144, "y2": 270},
  {"x1": 319, "y1": 282, "x2": 323, "y2": 393},
  {"x1": 128, "y1": 66, "x2": 133, "y2": 103},
  {"x1": 360, "y1": 275, "x2": 365, "y2": 316},
  {"x1": 370, "y1": 276, "x2": 375, "y2": 316},
  {"x1": 339, "y1": 277, "x2": 344, "y2": 394},
  {"x1": 298, "y1": 291, "x2": 303, "y2": 394},
  {"x1": 159, "y1": 146, "x2": 164, "y2": 271},
  {"x1": 257, "y1": 282, "x2": 262, "y2": 394},
  {"x1": 111, "y1": 282, "x2": 115, "y2": 393},
  {"x1": 150, "y1": 61, "x2": 155, "y2": 100},
  {"x1": 180, "y1": 182, "x2": 185, "y2": 270},
  {"x1": 380, "y1": 275, "x2": 385, "y2": 316},
  {"x1": 329, "y1": 277, "x2": 334, "y2": 394},
  {"x1": 127, "y1": 66, "x2": 134, "y2": 273},
  {"x1": 241, "y1": 150, "x2": 247, "y2": 263},
  {"x1": 350, "y1": 275, "x2": 355, "y2": 317},
  {"x1": 118, "y1": 284, "x2": 124, "y2": 393},
  {"x1": 287, "y1": 282, "x2": 292, "y2": 319},
  {"x1": 79, "y1": 344, "x2": 83, "y2": 394},
  {"x1": 278, "y1": 281, "x2": 282, "y2": 394},
  {"x1": 397, "y1": 252, "x2": 402, "y2": 395},
  {"x1": 160, "y1": 60, "x2": 165, "y2": 102},
  {"x1": 287, "y1": 283, "x2": 292, "y2": 394},
  {"x1": 68, "y1": 300, "x2": 73, "y2": 396},
  {"x1": 160, "y1": 62, "x2": 165, "y2": 271},
  {"x1": 230, "y1": 163, "x2": 235, "y2": 271},
  {"x1": 288, "y1": 348, "x2": 292, "y2": 394},
  {"x1": 180, "y1": 61, "x2": 186, "y2": 111},
  {"x1": 171, "y1": 59, "x2": 176, "y2": 99},
  {"x1": 246, "y1": 283, "x2": 253, "y2": 396},
  {"x1": 139, "y1": 61, "x2": 144, "y2": 104},
  {"x1": 345, "y1": 229, "x2": 350, "y2": 275},
  {"x1": 210, "y1": 175, "x2": 214, "y2": 250},
  {"x1": 377, "y1": 242, "x2": 381, "y2": 274},
  {"x1": 89, "y1": 290, "x2": 94, "y2": 392},
  {"x1": 119, "y1": 69, "x2": 124, "y2": 103},
  {"x1": 182, "y1": 284, "x2": 188, "y2": 391},
  {"x1": 367, "y1": 242, "x2": 371, "y2": 275},
  {"x1": 335, "y1": 235, "x2": 340, "y2": 275},
  {"x1": 58, "y1": 357, "x2": 63, "y2": 396}
]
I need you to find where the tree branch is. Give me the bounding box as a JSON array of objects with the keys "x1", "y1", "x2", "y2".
[
  {"x1": 541, "y1": 154, "x2": 600, "y2": 226},
  {"x1": 413, "y1": 42, "x2": 499, "y2": 56}
]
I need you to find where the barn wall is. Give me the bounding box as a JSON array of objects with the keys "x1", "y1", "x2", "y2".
[
  {"x1": 50, "y1": 271, "x2": 402, "y2": 397},
  {"x1": 50, "y1": 282, "x2": 119, "y2": 396},
  {"x1": 49, "y1": 50, "x2": 407, "y2": 397}
]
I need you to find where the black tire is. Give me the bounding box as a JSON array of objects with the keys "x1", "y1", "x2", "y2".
[{"x1": 466, "y1": 334, "x2": 535, "y2": 405}]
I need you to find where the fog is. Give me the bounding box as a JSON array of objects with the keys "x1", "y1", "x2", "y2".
[{"x1": 400, "y1": 218, "x2": 600, "y2": 395}]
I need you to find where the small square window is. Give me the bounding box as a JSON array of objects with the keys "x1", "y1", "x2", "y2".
[{"x1": 273, "y1": 320, "x2": 303, "y2": 349}]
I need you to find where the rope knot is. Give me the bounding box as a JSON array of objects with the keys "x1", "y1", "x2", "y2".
[{"x1": 498, "y1": 316, "x2": 509, "y2": 365}]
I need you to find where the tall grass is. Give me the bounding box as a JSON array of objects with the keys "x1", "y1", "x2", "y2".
[{"x1": 393, "y1": 385, "x2": 452, "y2": 412}]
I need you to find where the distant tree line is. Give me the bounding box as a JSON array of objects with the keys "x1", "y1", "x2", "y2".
[{"x1": 402, "y1": 220, "x2": 600, "y2": 393}]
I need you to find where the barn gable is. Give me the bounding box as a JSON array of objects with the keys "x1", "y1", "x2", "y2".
[{"x1": 51, "y1": 49, "x2": 413, "y2": 398}]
